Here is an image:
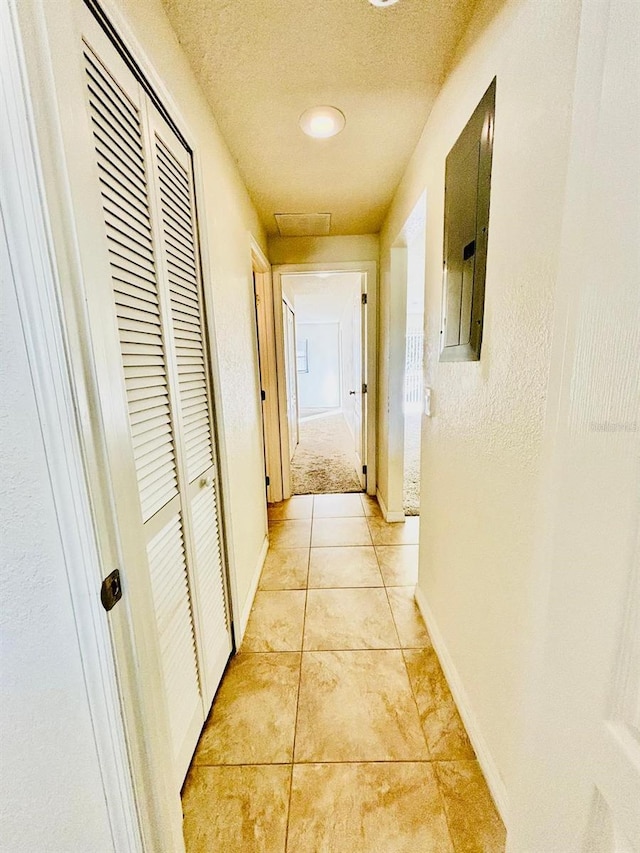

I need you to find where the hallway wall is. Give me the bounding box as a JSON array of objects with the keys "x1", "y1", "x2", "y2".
[
  {"x1": 379, "y1": 0, "x2": 582, "y2": 823},
  {"x1": 268, "y1": 234, "x2": 379, "y2": 265},
  {"x1": 297, "y1": 323, "x2": 341, "y2": 409}
]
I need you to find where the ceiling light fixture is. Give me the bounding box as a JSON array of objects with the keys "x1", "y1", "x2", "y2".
[
  {"x1": 368, "y1": 0, "x2": 400, "y2": 6},
  {"x1": 299, "y1": 106, "x2": 345, "y2": 139}
]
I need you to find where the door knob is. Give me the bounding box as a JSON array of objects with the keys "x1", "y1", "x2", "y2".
[{"x1": 200, "y1": 476, "x2": 212, "y2": 488}]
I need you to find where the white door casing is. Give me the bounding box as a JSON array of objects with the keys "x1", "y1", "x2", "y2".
[
  {"x1": 350, "y1": 284, "x2": 367, "y2": 489},
  {"x1": 251, "y1": 239, "x2": 281, "y2": 502},
  {"x1": 283, "y1": 299, "x2": 299, "y2": 461},
  {"x1": 272, "y1": 262, "x2": 377, "y2": 499}
]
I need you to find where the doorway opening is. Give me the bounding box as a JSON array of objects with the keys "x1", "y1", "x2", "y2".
[
  {"x1": 385, "y1": 192, "x2": 426, "y2": 520},
  {"x1": 403, "y1": 227, "x2": 426, "y2": 516},
  {"x1": 281, "y1": 272, "x2": 365, "y2": 495}
]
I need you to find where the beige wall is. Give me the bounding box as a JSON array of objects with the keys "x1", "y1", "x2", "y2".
[
  {"x1": 268, "y1": 234, "x2": 379, "y2": 265},
  {"x1": 96, "y1": 0, "x2": 270, "y2": 621},
  {"x1": 379, "y1": 0, "x2": 583, "y2": 821}
]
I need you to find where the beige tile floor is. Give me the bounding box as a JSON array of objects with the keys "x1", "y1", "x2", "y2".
[{"x1": 182, "y1": 493, "x2": 506, "y2": 853}]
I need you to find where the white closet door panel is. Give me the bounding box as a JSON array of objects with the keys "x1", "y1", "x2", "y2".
[
  {"x1": 147, "y1": 108, "x2": 231, "y2": 712},
  {"x1": 81, "y1": 22, "x2": 231, "y2": 790},
  {"x1": 153, "y1": 134, "x2": 214, "y2": 483},
  {"x1": 82, "y1": 35, "x2": 204, "y2": 790},
  {"x1": 190, "y1": 482, "x2": 230, "y2": 705},
  {"x1": 83, "y1": 46, "x2": 179, "y2": 523},
  {"x1": 146, "y1": 514, "x2": 202, "y2": 778}
]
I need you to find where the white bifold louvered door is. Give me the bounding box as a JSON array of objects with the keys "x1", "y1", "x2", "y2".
[
  {"x1": 81, "y1": 28, "x2": 231, "y2": 787},
  {"x1": 146, "y1": 103, "x2": 232, "y2": 713}
]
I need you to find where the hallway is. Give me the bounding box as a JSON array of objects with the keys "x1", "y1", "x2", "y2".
[{"x1": 181, "y1": 494, "x2": 505, "y2": 851}]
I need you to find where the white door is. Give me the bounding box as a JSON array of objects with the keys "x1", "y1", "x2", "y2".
[
  {"x1": 253, "y1": 273, "x2": 270, "y2": 497},
  {"x1": 512, "y1": 0, "x2": 640, "y2": 848},
  {"x1": 283, "y1": 300, "x2": 299, "y2": 460},
  {"x1": 79, "y1": 15, "x2": 231, "y2": 787},
  {"x1": 351, "y1": 289, "x2": 367, "y2": 489}
]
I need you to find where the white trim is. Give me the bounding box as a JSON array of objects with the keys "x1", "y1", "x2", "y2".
[
  {"x1": 414, "y1": 584, "x2": 510, "y2": 825},
  {"x1": 238, "y1": 535, "x2": 269, "y2": 642},
  {"x1": 1, "y1": 4, "x2": 141, "y2": 848},
  {"x1": 250, "y1": 235, "x2": 270, "y2": 272},
  {"x1": 376, "y1": 488, "x2": 406, "y2": 523},
  {"x1": 272, "y1": 261, "x2": 378, "y2": 498},
  {"x1": 384, "y1": 247, "x2": 409, "y2": 518},
  {"x1": 250, "y1": 236, "x2": 282, "y2": 502}
]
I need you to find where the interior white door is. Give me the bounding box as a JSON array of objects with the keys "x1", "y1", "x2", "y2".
[
  {"x1": 80, "y1": 20, "x2": 230, "y2": 788},
  {"x1": 513, "y1": 0, "x2": 640, "y2": 848},
  {"x1": 351, "y1": 289, "x2": 367, "y2": 489},
  {"x1": 283, "y1": 300, "x2": 299, "y2": 460},
  {"x1": 145, "y1": 103, "x2": 231, "y2": 715}
]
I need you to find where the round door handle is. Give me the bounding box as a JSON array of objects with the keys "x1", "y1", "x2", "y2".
[
  {"x1": 200, "y1": 476, "x2": 212, "y2": 488},
  {"x1": 349, "y1": 390, "x2": 356, "y2": 395}
]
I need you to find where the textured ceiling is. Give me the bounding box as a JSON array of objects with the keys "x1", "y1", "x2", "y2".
[{"x1": 161, "y1": 0, "x2": 478, "y2": 235}]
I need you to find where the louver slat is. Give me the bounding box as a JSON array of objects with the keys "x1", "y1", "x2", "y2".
[
  {"x1": 84, "y1": 50, "x2": 178, "y2": 521},
  {"x1": 147, "y1": 516, "x2": 201, "y2": 761},
  {"x1": 155, "y1": 136, "x2": 213, "y2": 482},
  {"x1": 191, "y1": 483, "x2": 228, "y2": 702}
]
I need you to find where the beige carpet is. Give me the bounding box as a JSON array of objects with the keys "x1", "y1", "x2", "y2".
[
  {"x1": 291, "y1": 412, "x2": 362, "y2": 495},
  {"x1": 403, "y1": 411, "x2": 421, "y2": 516}
]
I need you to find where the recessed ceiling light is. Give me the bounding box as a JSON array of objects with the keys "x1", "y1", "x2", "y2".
[
  {"x1": 368, "y1": 0, "x2": 400, "y2": 6},
  {"x1": 299, "y1": 106, "x2": 345, "y2": 139}
]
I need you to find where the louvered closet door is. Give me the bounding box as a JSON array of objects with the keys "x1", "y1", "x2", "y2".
[
  {"x1": 81, "y1": 31, "x2": 230, "y2": 787},
  {"x1": 145, "y1": 104, "x2": 232, "y2": 712}
]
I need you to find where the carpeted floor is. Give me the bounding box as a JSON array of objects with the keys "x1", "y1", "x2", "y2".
[
  {"x1": 403, "y1": 411, "x2": 421, "y2": 516},
  {"x1": 291, "y1": 412, "x2": 362, "y2": 495}
]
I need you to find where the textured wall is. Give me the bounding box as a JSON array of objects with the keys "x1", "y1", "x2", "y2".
[
  {"x1": 379, "y1": 0, "x2": 582, "y2": 817},
  {"x1": 0, "y1": 268, "x2": 114, "y2": 851},
  {"x1": 105, "y1": 0, "x2": 270, "y2": 615},
  {"x1": 297, "y1": 323, "x2": 341, "y2": 409},
  {"x1": 268, "y1": 234, "x2": 379, "y2": 266}
]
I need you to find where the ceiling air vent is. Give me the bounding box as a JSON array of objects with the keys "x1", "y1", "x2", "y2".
[{"x1": 274, "y1": 213, "x2": 331, "y2": 237}]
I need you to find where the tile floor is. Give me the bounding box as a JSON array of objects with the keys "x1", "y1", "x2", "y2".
[{"x1": 182, "y1": 493, "x2": 506, "y2": 853}]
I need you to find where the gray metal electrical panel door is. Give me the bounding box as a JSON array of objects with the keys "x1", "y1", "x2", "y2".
[{"x1": 440, "y1": 79, "x2": 496, "y2": 361}]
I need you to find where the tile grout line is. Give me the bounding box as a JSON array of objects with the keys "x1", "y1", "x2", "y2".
[
  {"x1": 431, "y1": 760, "x2": 460, "y2": 853},
  {"x1": 380, "y1": 530, "x2": 459, "y2": 849},
  {"x1": 379, "y1": 540, "x2": 434, "y2": 765},
  {"x1": 283, "y1": 501, "x2": 312, "y2": 852},
  {"x1": 192, "y1": 758, "x2": 447, "y2": 767}
]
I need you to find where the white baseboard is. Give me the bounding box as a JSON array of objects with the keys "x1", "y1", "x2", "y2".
[
  {"x1": 376, "y1": 488, "x2": 405, "y2": 523},
  {"x1": 237, "y1": 535, "x2": 269, "y2": 645},
  {"x1": 414, "y1": 584, "x2": 510, "y2": 826}
]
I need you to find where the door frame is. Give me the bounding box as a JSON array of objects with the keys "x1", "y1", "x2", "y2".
[
  {"x1": 281, "y1": 295, "x2": 300, "y2": 460},
  {"x1": 250, "y1": 238, "x2": 282, "y2": 502},
  {"x1": 385, "y1": 192, "x2": 427, "y2": 521},
  {"x1": 272, "y1": 262, "x2": 378, "y2": 499}
]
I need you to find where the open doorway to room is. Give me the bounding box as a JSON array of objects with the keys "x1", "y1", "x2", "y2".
[
  {"x1": 403, "y1": 227, "x2": 426, "y2": 516},
  {"x1": 280, "y1": 272, "x2": 365, "y2": 495},
  {"x1": 385, "y1": 192, "x2": 426, "y2": 521}
]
